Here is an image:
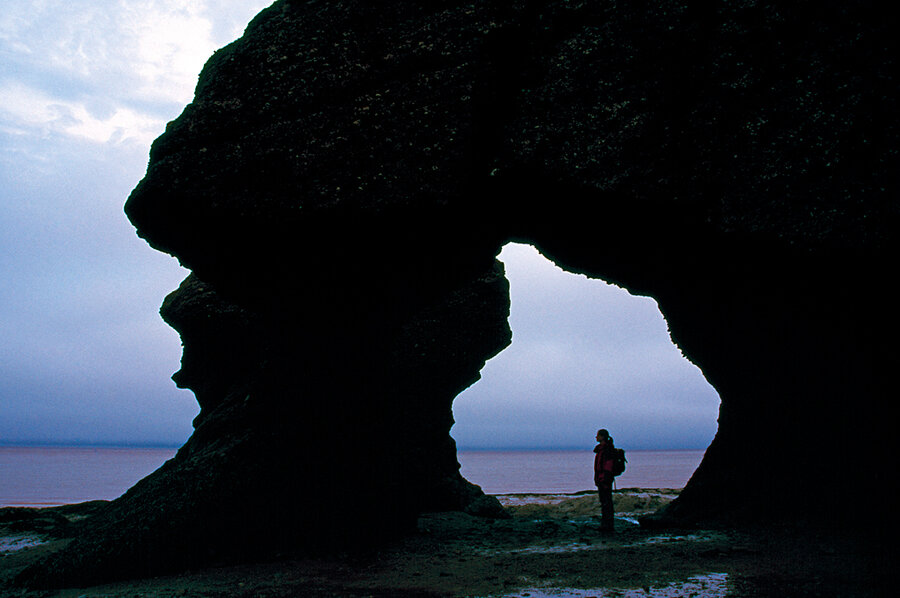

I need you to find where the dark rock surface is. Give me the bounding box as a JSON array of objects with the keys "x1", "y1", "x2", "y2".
[{"x1": 19, "y1": 0, "x2": 898, "y2": 587}]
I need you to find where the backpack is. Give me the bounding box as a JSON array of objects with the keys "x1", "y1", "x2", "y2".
[{"x1": 612, "y1": 447, "x2": 627, "y2": 476}]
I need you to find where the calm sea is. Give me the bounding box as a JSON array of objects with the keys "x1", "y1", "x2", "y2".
[
  {"x1": 0, "y1": 446, "x2": 177, "y2": 507},
  {"x1": 458, "y1": 449, "x2": 705, "y2": 494},
  {"x1": 0, "y1": 446, "x2": 704, "y2": 507}
]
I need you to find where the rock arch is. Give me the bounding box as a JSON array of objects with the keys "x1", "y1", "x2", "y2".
[{"x1": 21, "y1": 0, "x2": 896, "y2": 587}]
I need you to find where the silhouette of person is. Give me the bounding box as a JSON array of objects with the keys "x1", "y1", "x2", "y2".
[{"x1": 593, "y1": 428, "x2": 615, "y2": 531}]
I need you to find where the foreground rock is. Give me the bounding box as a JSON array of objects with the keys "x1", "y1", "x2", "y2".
[
  {"x1": 19, "y1": 0, "x2": 899, "y2": 586},
  {"x1": 2, "y1": 494, "x2": 890, "y2": 597}
]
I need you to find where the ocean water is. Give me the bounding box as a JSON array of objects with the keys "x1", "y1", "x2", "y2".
[
  {"x1": 458, "y1": 449, "x2": 705, "y2": 494},
  {"x1": 0, "y1": 446, "x2": 176, "y2": 507},
  {"x1": 0, "y1": 446, "x2": 704, "y2": 507}
]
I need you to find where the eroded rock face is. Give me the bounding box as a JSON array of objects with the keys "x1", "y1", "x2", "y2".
[{"x1": 21, "y1": 0, "x2": 897, "y2": 587}]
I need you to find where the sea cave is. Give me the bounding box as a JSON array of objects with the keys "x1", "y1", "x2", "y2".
[{"x1": 17, "y1": 0, "x2": 896, "y2": 588}]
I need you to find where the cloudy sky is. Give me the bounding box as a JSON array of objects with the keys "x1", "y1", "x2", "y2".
[
  {"x1": 453, "y1": 243, "x2": 720, "y2": 451},
  {"x1": 1, "y1": 1, "x2": 720, "y2": 452}
]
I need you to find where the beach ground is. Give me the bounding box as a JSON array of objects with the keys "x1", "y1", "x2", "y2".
[{"x1": 0, "y1": 490, "x2": 891, "y2": 597}]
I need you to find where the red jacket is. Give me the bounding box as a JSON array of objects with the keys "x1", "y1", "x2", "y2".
[{"x1": 594, "y1": 442, "x2": 615, "y2": 487}]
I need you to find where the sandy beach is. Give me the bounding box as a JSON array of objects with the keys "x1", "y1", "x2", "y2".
[{"x1": 0, "y1": 490, "x2": 891, "y2": 597}]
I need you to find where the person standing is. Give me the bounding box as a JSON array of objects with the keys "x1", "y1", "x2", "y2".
[{"x1": 593, "y1": 428, "x2": 616, "y2": 531}]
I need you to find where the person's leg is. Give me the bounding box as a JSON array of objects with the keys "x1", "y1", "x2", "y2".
[{"x1": 598, "y1": 485, "x2": 614, "y2": 530}]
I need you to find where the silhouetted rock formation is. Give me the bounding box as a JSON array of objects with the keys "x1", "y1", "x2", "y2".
[{"x1": 20, "y1": 0, "x2": 897, "y2": 587}]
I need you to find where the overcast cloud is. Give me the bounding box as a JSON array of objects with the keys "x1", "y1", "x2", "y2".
[
  {"x1": 453, "y1": 244, "x2": 720, "y2": 450},
  {"x1": 1, "y1": 0, "x2": 274, "y2": 446},
  {"x1": 1, "y1": 1, "x2": 719, "y2": 451}
]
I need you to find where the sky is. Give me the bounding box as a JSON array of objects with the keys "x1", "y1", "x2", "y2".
[
  {"x1": 0, "y1": 1, "x2": 720, "y2": 452},
  {"x1": 453, "y1": 243, "x2": 719, "y2": 451}
]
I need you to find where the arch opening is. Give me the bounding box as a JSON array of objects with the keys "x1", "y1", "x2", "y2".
[{"x1": 452, "y1": 242, "x2": 721, "y2": 493}]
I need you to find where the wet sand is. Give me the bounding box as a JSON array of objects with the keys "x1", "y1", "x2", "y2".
[{"x1": 0, "y1": 490, "x2": 891, "y2": 597}]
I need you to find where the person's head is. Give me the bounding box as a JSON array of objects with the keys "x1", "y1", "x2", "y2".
[{"x1": 596, "y1": 429, "x2": 610, "y2": 443}]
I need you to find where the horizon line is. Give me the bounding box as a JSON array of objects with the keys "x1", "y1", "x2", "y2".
[
  {"x1": 456, "y1": 446, "x2": 708, "y2": 452},
  {"x1": 1, "y1": 442, "x2": 709, "y2": 452},
  {"x1": 0, "y1": 441, "x2": 183, "y2": 450}
]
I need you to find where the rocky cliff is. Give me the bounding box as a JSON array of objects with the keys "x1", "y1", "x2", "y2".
[{"x1": 21, "y1": 0, "x2": 897, "y2": 587}]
